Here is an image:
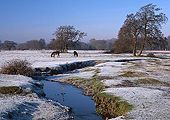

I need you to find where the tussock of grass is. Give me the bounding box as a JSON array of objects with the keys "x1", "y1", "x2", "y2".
[
  {"x1": 119, "y1": 71, "x2": 146, "y2": 77},
  {"x1": 0, "y1": 59, "x2": 33, "y2": 77},
  {"x1": 135, "y1": 78, "x2": 170, "y2": 87},
  {"x1": 119, "y1": 71, "x2": 136, "y2": 77},
  {"x1": 91, "y1": 79, "x2": 105, "y2": 94},
  {"x1": 0, "y1": 86, "x2": 22, "y2": 94},
  {"x1": 93, "y1": 68, "x2": 100, "y2": 76},
  {"x1": 114, "y1": 80, "x2": 136, "y2": 87},
  {"x1": 96, "y1": 76, "x2": 116, "y2": 80},
  {"x1": 94, "y1": 93, "x2": 133, "y2": 118}
]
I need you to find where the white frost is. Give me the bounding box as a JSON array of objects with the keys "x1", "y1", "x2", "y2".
[
  {"x1": 0, "y1": 74, "x2": 69, "y2": 120},
  {"x1": 105, "y1": 87, "x2": 170, "y2": 120},
  {"x1": 0, "y1": 74, "x2": 33, "y2": 88}
]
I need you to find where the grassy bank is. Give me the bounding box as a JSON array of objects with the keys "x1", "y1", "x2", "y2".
[{"x1": 63, "y1": 70, "x2": 133, "y2": 119}]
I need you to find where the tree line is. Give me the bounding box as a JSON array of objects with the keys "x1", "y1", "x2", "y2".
[
  {"x1": 0, "y1": 39, "x2": 46, "y2": 50},
  {"x1": 0, "y1": 37, "x2": 116, "y2": 51}
]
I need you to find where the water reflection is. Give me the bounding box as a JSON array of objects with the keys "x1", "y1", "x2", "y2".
[{"x1": 42, "y1": 80, "x2": 103, "y2": 120}]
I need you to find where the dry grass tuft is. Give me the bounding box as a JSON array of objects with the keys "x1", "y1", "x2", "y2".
[
  {"x1": 0, "y1": 86, "x2": 22, "y2": 94},
  {"x1": 0, "y1": 59, "x2": 33, "y2": 77},
  {"x1": 119, "y1": 71, "x2": 147, "y2": 77},
  {"x1": 135, "y1": 78, "x2": 170, "y2": 87}
]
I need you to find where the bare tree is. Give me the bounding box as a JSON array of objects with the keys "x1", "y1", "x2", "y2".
[
  {"x1": 53, "y1": 25, "x2": 86, "y2": 52},
  {"x1": 112, "y1": 26, "x2": 134, "y2": 53},
  {"x1": 114, "y1": 4, "x2": 168, "y2": 56},
  {"x1": 124, "y1": 14, "x2": 142, "y2": 56},
  {"x1": 137, "y1": 4, "x2": 168, "y2": 55},
  {"x1": 2, "y1": 40, "x2": 17, "y2": 50}
]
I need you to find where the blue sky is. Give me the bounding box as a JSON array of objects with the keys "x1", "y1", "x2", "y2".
[{"x1": 0, "y1": 0, "x2": 169, "y2": 43}]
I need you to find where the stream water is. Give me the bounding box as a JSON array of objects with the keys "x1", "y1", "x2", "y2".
[{"x1": 42, "y1": 80, "x2": 103, "y2": 120}]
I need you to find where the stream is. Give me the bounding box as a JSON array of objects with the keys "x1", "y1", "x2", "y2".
[{"x1": 42, "y1": 80, "x2": 103, "y2": 120}]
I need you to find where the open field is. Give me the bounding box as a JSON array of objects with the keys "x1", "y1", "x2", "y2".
[{"x1": 0, "y1": 50, "x2": 170, "y2": 120}]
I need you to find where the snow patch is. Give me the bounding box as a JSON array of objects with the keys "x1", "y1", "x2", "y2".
[
  {"x1": 103, "y1": 79, "x2": 124, "y2": 86},
  {"x1": 105, "y1": 87, "x2": 170, "y2": 120},
  {"x1": 0, "y1": 74, "x2": 33, "y2": 88},
  {"x1": 0, "y1": 95, "x2": 69, "y2": 120}
]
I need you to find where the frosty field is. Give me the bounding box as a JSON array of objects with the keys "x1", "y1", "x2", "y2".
[{"x1": 0, "y1": 50, "x2": 170, "y2": 120}]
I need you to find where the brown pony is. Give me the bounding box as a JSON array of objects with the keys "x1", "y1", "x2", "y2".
[
  {"x1": 73, "y1": 51, "x2": 78, "y2": 57},
  {"x1": 51, "y1": 50, "x2": 60, "y2": 57}
]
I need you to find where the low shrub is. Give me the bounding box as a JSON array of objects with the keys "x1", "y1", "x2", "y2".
[{"x1": 0, "y1": 59, "x2": 33, "y2": 77}]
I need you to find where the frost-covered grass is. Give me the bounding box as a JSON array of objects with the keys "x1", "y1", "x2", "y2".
[
  {"x1": 105, "y1": 87, "x2": 170, "y2": 120},
  {"x1": 0, "y1": 50, "x2": 150, "y2": 68},
  {"x1": 0, "y1": 74, "x2": 33, "y2": 88},
  {"x1": 0, "y1": 73, "x2": 69, "y2": 119},
  {"x1": 0, "y1": 95, "x2": 69, "y2": 120},
  {"x1": 0, "y1": 50, "x2": 170, "y2": 120}
]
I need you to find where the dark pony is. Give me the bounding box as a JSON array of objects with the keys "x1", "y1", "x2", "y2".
[
  {"x1": 73, "y1": 51, "x2": 78, "y2": 57},
  {"x1": 51, "y1": 50, "x2": 60, "y2": 57}
]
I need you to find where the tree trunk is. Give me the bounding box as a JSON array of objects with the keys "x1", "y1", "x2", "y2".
[
  {"x1": 138, "y1": 22, "x2": 147, "y2": 56},
  {"x1": 133, "y1": 44, "x2": 137, "y2": 56},
  {"x1": 133, "y1": 37, "x2": 137, "y2": 56},
  {"x1": 138, "y1": 42, "x2": 145, "y2": 56}
]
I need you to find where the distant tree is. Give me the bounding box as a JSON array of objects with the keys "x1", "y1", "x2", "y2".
[
  {"x1": 2, "y1": 40, "x2": 17, "y2": 50},
  {"x1": 90, "y1": 39, "x2": 107, "y2": 50},
  {"x1": 17, "y1": 39, "x2": 46, "y2": 50},
  {"x1": 47, "y1": 38, "x2": 61, "y2": 50},
  {"x1": 106, "y1": 39, "x2": 116, "y2": 50},
  {"x1": 52, "y1": 25, "x2": 86, "y2": 52},
  {"x1": 89, "y1": 38, "x2": 115, "y2": 50},
  {"x1": 166, "y1": 35, "x2": 170, "y2": 50},
  {"x1": 26, "y1": 40, "x2": 41, "y2": 50},
  {"x1": 39, "y1": 39, "x2": 46, "y2": 49},
  {"x1": 68, "y1": 41, "x2": 94, "y2": 50},
  {"x1": 0, "y1": 40, "x2": 2, "y2": 50},
  {"x1": 168, "y1": 36, "x2": 170, "y2": 40},
  {"x1": 17, "y1": 43, "x2": 27, "y2": 50}
]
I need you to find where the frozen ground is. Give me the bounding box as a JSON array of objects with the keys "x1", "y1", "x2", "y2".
[
  {"x1": 0, "y1": 74, "x2": 33, "y2": 87},
  {"x1": 0, "y1": 50, "x2": 149, "y2": 68},
  {"x1": 0, "y1": 50, "x2": 170, "y2": 120},
  {"x1": 0, "y1": 95, "x2": 69, "y2": 120},
  {"x1": 0, "y1": 74, "x2": 70, "y2": 120},
  {"x1": 101, "y1": 59, "x2": 170, "y2": 120}
]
